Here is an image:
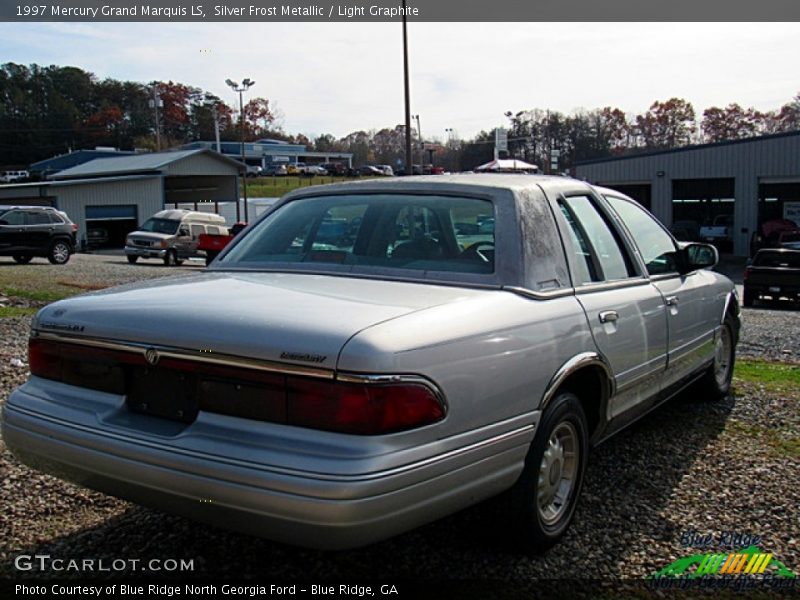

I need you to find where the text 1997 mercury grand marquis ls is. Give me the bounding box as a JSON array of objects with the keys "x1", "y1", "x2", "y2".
[{"x1": 2, "y1": 175, "x2": 740, "y2": 552}]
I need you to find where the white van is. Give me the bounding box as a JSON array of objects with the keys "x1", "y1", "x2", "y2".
[{"x1": 124, "y1": 209, "x2": 227, "y2": 266}]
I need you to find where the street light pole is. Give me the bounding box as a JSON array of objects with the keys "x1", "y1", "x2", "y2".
[
  {"x1": 149, "y1": 84, "x2": 163, "y2": 151},
  {"x1": 226, "y1": 77, "x2": 255, "y2": 222},
  {"x1": 402, "y1": 0, "x2": 412, "y2": 175}
]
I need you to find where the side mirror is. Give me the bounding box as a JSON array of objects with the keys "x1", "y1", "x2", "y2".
[
  {"x1": 179, "y1": 228, "x2": 190, "y2": 237},
  {"x1": 683, "y1": 243, "x2": 718, "y2": 271}
]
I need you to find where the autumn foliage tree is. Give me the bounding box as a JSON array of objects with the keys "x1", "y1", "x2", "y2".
[{"x1": 635, "y1": 98, "x2": 697, "y2": 149}]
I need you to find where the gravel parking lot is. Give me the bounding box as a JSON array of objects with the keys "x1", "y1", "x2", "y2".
[{"x1": 0, "y1": 255, "x2": 797, "y2": 586}]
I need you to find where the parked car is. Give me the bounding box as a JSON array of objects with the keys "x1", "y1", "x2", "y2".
[
  {"x1": 700, "y1": 214, "x2": 733, "y2": 248},
  {"x1": 246, "y1": 165, "x2": 263, "y2": 178},
  {"x1": 358, "y1": 165, "x2": 384, "y2": 176},
  {"x1": 0, "y1": 205, "x2": 77, "y2": 264},
  {"x1": 375, "y1": 165, "x2": 394, "y2": 176},
  {"x1": 86, "y1": 227, "x2": 109, "y2": 248},
  {"x1": 197, "y1": 221, "x2": 248, "y2": 265},
  {"x1": 3, "y1": 175, "x2": 740, "y2": 553},
  {"x1": 749, "y1": 218, "x2": 799, "y2": 256},
  {"x1": 0, "y1": 170, "x2": 30, "y2": 183},
  {"x1": 305, "y1": 165, "x2": 328, "y2": 176},
  {"x1": 321, "y1": 162, "x2": 347, "y2": 176},
  {"x1": 124, "y1": 209, "x2": 227, "y2": 266},
  {"x1": 743, "y1": 248, "x2": 800, "y2": 306},
  {"x1": 263, "y1": 164, "x2": 288, "y2": 176},
  {"x1": 778, "y1": 230, "x2": 800, "y2": 250}
]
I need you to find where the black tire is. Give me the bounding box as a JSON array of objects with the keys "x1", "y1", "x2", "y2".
[
  {"x1": 205, "y1": 250, "x2": 218, "y2": 266},
  {"x1": 742, "y1": 288, "x2": 754, "y2": 308},
  {"x1": 163, "y1": 249, "x2": 179, "y2": 266},
  {"x1": 12, "y1": 255, "x2": 33, "y2": 264},
  {"x1": 126, "y1": 255, "x2": 139, "y2": 264},
  {"x1": 47, "y1": 240, "x2": 71, "y2": 265},
  {"x1": 505, "y1": 391, "x2": 588, "y2": 553},
  {"x1": 697, "y1": 314, "x2": 737, "y2": 400}
]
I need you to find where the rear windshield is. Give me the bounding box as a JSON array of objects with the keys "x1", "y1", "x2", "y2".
[
  {"x1": 139, "y1": 217, "x2": 179, "y2": 235},
  {"x1": 754, "y1": 251, "x2": 800, "y2": 268},
  {"x1": 220, "y1": 194, "x2": 496, "y2": 274}
]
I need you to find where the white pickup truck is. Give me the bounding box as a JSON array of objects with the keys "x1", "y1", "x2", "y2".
[{"x1": 700, "y1": 215, "x2": 733, "y2": 245}]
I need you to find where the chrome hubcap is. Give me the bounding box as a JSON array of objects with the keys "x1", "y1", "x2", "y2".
[
  {"x1": 714, "y1": 326, "x2": 732, "y2": 387},
  {"x1": 537, "y1": 421, "x2": 578, "y2": 525}
]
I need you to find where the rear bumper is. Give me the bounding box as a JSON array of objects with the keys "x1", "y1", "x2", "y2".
[{"x1": 2, "y1": 382, "x2": 536, "y2": 549}]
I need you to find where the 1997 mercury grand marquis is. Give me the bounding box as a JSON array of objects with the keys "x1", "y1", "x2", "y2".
[{"x1": 1, "y1": 175, "x2": 740, "y2": 551}]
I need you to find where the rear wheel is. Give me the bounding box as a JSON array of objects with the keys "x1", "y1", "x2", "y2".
[
  {"x1": 505, "y1": 391, "x2": 588, "y2": 553},
  {"x1": 205, "y1": 250, "x2": 219, "y2": 266},
  {"x1": 697, "y1": 314, "x2": 736, "y2": 400},
  {"x1": 12, "y1": 255, "x2": 33, "y2": 264},
  {"x1": 126, "y1": 255, "x2": 139, "y2": 264},
  {"x1": 47, "y1": 240, "x2": 71, "y2": 265}
]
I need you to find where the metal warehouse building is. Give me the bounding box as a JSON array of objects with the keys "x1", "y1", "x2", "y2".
[
  {"x1": 574, "y1": 130, "x2": 800, "y2": 256},
  {"x1": 0, "y1": 149, "x2": 243, "y2": 248}
]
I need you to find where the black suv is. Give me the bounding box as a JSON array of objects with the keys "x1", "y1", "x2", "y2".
[{"x1": 0, "y1": 206, "x2": 77, "y2": 264}]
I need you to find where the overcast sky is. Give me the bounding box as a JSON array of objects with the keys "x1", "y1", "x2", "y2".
[{"x1": 1, "y1": 22, "x2": 798, "y2": 141}]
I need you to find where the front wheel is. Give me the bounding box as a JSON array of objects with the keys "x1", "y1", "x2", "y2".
[
  {"x1": 505, "y1": 391, "x2": 588, "y2": 553},
  {"x1": 47, "y1": 241, "x2": 71, "y2": 265},
  {"x1": 697, "y1": 314, "x2": 736, "y2": 400},
  {"x1": 126, "y1": 255, "x2": 139, "y2": 264},
  {"x1": 163, "y1": 249, "x2": 180, "y2": 266}
]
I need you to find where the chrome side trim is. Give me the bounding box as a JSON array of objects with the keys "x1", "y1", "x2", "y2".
[
  {"x1": 335, "y1": 372, "x2": 449, "y2": 417},
  {"x1": 574, "y1": 278, "x2": 650, "y2": 295},
  {"x1": 502, "y1": 286, "x2": 575, "y2": 301},
  {"x1": 5, "y1": 402, "x2": 533, "y2": 484},
  {"x1": 541, "y1": 351, "x2": 615, "y2": 409},
  {"x1": 32, "y1": 330, "x2": 335, "y2": 380}
]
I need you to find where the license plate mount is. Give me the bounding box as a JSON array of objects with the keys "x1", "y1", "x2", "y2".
[{"x1": 126, "y1": 366, "x2": 198, "y2": 423}]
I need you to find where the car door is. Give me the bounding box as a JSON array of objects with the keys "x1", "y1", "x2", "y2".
[
  {"x1": 0, "y1": 209, "x2": 27, "y2": 252},
  {"x1": 554, "y1": 192, "x2": 668, "y2": 421},
  {"x1": 24, "y1": 210, "x2": 55, "y2": 253},
  {"x1": 603, "y1": 194, "x2": 717, "y2": 389}
]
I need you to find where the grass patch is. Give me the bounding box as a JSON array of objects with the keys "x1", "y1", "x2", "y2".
[
  {"x1": 733, "y1": 359, "x2": 800, "y2": 394},
  {"x1": 56, "y1": 280, "x2": 108, "y2": 291},
  {"x1": 0, "y1": 286, "x2": 69, "y2": 302},
  {"x1": 245, "y1": 175, "x2": 382, "y2": 197},
  {"x1": 727, "y1": 420, "x2": 800, "y2": 459},
  {"x1": 0, "y1": 306, "x2": 38, "y2": 318}
]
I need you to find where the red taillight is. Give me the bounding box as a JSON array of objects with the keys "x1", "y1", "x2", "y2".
[
  {"x1": 28, "y1": 337, "x2": 62, "y2": 380},
  {"x1": 743, "y1": 268, "x2": 750, "y2": 282},
  {"x1": 71, "y1": 223, "x2": 78, "y2": 233},
  {"x1": 287, "y1": 378, "x2": 444, "y2": 435}
]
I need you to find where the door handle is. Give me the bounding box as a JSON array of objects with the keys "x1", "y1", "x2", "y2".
[
  {"x1": 599, "y1": 310, "x2": 618, "y2": 323},
  {"x1": 665, "y1": 296, "x2": 679, "y2": 307}
]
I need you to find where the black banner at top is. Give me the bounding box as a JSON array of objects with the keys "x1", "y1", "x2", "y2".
[{"x1": 1, "y1": 0, "x2": 799, "y2": 22}]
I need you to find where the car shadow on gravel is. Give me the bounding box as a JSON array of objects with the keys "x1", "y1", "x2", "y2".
[{"x1": 6, "y1": 387, "x2": 735, "y2": 582}]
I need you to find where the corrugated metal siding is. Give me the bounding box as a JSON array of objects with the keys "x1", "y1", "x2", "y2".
[
  {"x1": 166, "y1": 153, "x2": 240, "y2": 177},
  {"x1": 54, "y1": 177, "x2": 162, "y2": 243},
  {"x1": 575, "y1": 134, "x2": 800, "y2": 255}
]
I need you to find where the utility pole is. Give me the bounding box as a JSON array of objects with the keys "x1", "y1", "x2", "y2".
[
  {"x1": 402, "y1": 0, "x2": 412, "y2": 175},
  {"x1": 226, "y1": 78, "x2": 255, "y2": 222},
  {"x1": 212, "y1": 105, "x2": 221, "y2": 153},
  {"x1": 149, "y1": 85, "x2": 163, "y2": 151},
  {"x1": 414, "y1": 114, "x2": 422, "y2": 169}
]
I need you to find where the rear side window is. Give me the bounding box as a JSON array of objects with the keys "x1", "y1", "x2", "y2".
[
  {"x1": 48, "y1": 212, "x2": 65, "y2": 224},
  {"x1": 755, "y1": 251, "x2": 800, "y2": 268},
  {"x1": 27, "y1": 211, "x2": 51, "y2": 225},
  {"x1": 190, "y1": 224, "x2": 205, "y2": 238},
  {"x1": 559, "y1": 195, "x2": 635, "y2": 283}
]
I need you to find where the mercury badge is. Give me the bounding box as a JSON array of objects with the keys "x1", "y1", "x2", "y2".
[{"x1": 144, "y1": 347, "x2": 160, "y2": 366}]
